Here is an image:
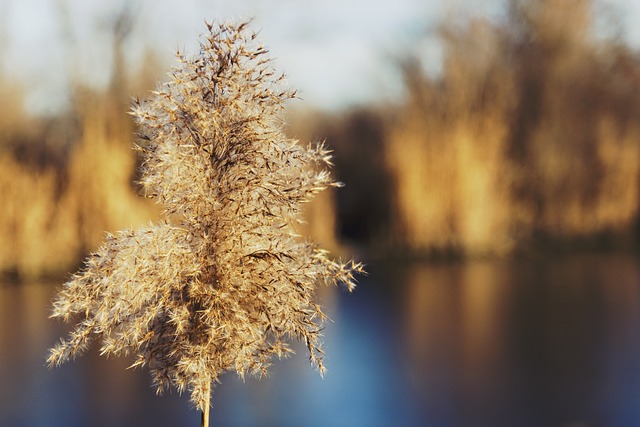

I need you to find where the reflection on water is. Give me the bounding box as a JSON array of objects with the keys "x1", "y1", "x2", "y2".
[{"x1": 2, "y1": 254, "x2": 640, "y2": 427}]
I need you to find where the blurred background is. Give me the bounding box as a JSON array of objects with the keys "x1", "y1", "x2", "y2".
[{"x1": 3, "y1": 0, "x2": 640, "y2": 426}]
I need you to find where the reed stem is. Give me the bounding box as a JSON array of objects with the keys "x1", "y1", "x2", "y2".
[{"x1": 201, "y1": 383, "x2": 211, "y2": 427}]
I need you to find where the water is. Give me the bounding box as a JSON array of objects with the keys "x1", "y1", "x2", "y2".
[{"x1": 2, "y1": 254, "x2": 640, "y2": 427}]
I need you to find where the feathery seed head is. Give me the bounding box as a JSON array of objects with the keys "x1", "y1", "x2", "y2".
[{"x1": 48, "y1": 19, "x2": 364, "y2": 412}]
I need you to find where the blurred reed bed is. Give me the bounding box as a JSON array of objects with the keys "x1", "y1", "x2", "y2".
[
  {"x1": 295, "y1": 0, "x2": 640, "y2": 258},
  {"x1": 0, "y1": 80, "x2": 156, "y2": 280},
  {"x1": 383, "y1": 0, "x2": 640, "y2": 256},
  {"x1": 3, "y1": 0, "x2": 640, "y2": 279}
]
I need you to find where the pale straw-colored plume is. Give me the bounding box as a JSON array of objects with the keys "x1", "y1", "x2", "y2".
[{"x1": 48, "y1": 19, "x2": 364, "y2": 422}]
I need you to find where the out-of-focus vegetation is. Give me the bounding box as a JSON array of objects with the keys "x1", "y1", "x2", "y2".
[
  {"x1": 310, "y1": 0, "x2": 640, "y2": 257},
  {"x1": 0, "y1": 82, "x2": 152, "y2": 279},
  {"x1": 2, "y1": 0, "x2": 640, "y2": 279},
  {"x1": 0, "y1": 10, "x2": 157, "y2": 280}
]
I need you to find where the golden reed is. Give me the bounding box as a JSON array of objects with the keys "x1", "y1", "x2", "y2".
[{"x1": 47, "y1": 20, "x2": 363, "y2": 425}]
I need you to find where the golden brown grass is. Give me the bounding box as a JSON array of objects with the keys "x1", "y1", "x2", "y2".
[
  {"x1": 384, "y1": 0, "x2": 640, "y2": 255},
  {"x1": 3, "y1": 0, "x2": 640, "y2": 272},
  {"x1": 47, "y1": 20, "x2": 363, "y2": 422},
  {"x1": 0, "y1": 5, "x2": 161, "y2": 280},
  {"x1": 0, "y1": 89, "x2": 155, "y2": 279}
]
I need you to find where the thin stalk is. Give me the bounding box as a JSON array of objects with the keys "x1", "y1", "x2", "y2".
[{"x1": 201, "y1": 383, "x2": 211, "y2": 427}]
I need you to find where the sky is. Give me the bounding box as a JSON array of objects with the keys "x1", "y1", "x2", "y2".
[{"x1": 1, "y1": 0, "x2": 639, "y2": 115}]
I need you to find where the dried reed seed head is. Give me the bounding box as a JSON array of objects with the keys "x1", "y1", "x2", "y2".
[{"x1": 49, "y1": 19, "x2": 364, "y2": 412}]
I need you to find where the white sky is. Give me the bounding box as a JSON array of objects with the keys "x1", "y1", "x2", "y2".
[{"x1": 0, "y1": 0, "x2": 638, "y2": 115}]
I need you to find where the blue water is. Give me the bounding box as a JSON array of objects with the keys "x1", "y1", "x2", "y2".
[{"x1": 2, "y1": 254, "x2": 640, "y2": 427}]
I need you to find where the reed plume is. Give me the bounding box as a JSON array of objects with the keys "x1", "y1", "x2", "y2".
[{"x1": 48, "y1": 19, "x2": 363, "y2": 424}]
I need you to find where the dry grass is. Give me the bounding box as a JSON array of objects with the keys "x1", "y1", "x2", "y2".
[
  {"x1": 47, "y1": 20, "x2": 363, "y2": 416},
  {"x1": 3, "y1": 0, "x2": 640, "y2": 271},
  {"x1": 0, "y1": 86, "x2": 156, "y2": 279},
  {"x1": 384, "y1": 0, "x2": 640, "y2": 255}
]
